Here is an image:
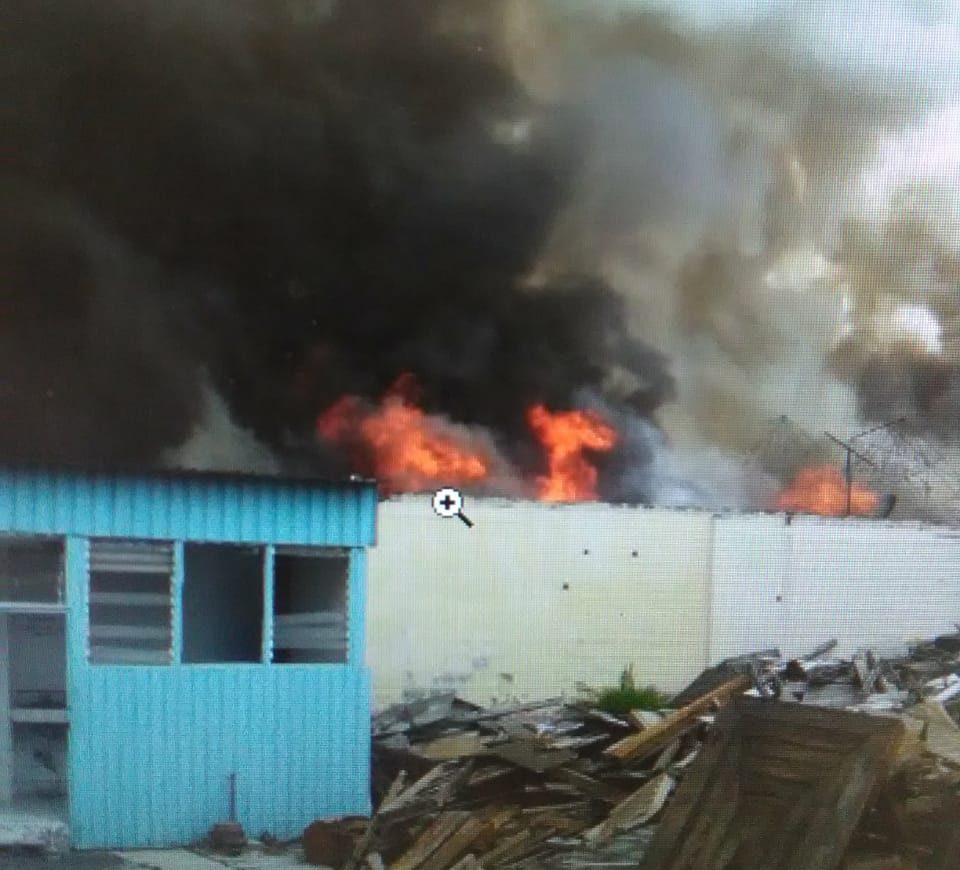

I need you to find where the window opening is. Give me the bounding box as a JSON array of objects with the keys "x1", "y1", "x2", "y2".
[
  {"x1": 0, "y1": 537, "x2": 64, "y2": 604},
  {"x1": 9, "y1": 614, "x2": 67, "y2": 717},
  {"x1": 273, "y1": 547, "x2": 349, "y2": 663},
  {"x1": 182, "y1": 544, "x2": 263, "y2": 663},
  {"x1": 88, "y1": 539, "x2": 173, "y2": 665}
]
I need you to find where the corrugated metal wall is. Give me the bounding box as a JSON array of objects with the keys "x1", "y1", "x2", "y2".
[
  {"x1": 0, "y1": 464, "x2": 382, "y2": 850},
  {"x1": 69, "y1": 664, "x2": 370, "y2": 847},
  {"x1": 0, "y1": 467, "x2": 376, "y2": 547},
  {"x1": 63, "y1": 525, "x2": 373, "y2": 847}
]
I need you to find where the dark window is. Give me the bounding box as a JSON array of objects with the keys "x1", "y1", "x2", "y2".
[
  {"x1": 182, "y1": 544, "x2": 264, "y2": 663},
  {"x1": 0, "y1": 537, "x2": 64, "y2": 603},
  {"x1": 88, "y1": 539, "x2": 173, "y2": 665},
  {"x1": 273, "y1": 548, "x2": 349, "y2": 664}
]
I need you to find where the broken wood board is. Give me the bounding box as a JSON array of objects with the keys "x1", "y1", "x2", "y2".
[
  {"x1": 606, "y1": 675, "x2": 752, "y2": 763},
  {"x1": 549, "y1": 767, "x2": 618, "y2": 802},
  {"x1": 668, "y1": 650, "x2": 779, "y2": 708},
  {"x1": 392, "y1": 812, "x2": 471, "y2": 870},
  {"x1": 906, "y1": 700, "x2": 960, "y2": 766},
  {"x1": 628, "y1": 709, "x2": 664, "y2": 730},
  {"x1": 417, "y1": 816, "x2": 486, "y2": 870},
  {"x1": 490, "y1": 740, "x2": 577, "y2": 773},
  {"x1": 380, "y1": 763, "x2": 455, "y2": 814},
  {"x1": 582, "y1": 772, "x2": 673, "y2": 844},
  {"x1": 476, "y1": 826, "x2": 557, "y2": 867},
  {"x1": 638, "y1": 699, "x2": 905, "y2": 870},
  {"x1": 414, "y1": 733, "x2": 491, "y2": 761}
]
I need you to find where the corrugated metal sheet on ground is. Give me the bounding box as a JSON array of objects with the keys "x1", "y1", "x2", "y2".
[{"x1": 0, "y1": 467, "x2": 376, "y2": 546}]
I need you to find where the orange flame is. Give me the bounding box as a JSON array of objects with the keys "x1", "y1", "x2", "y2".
[
  {"x1": 317, "y1": 376, "x2": 491, "y2": 495},
  {"x1": 526, "y1": 404, "x2": 618, "y2": 502},
  {"x1": 774, "y1": 465, "x2": 879, "y2": 517}
]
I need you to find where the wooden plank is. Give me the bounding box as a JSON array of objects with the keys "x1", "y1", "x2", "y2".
[
  {"x1": 582, "y1": 773, "x2": 673, "y2": 844},
  {"x1": 661, "y1": 733, "x2": 741, "y2": 870},
  {"x1": 639, "y1": 710, "x2": 741, "y2": 870},
  {"x1": 415, "y1": 733, "x2": 491, "y2": 762},
  {"x1": 418, "y1": 817, "x2": 486, "y2": 870},
  {"x1": 639, "y1": 700, "x2": 905, "y2": 870},
  {"x1": 739, "y1": 703, "x2": 902, "y2": 739},
  {"x1": 549, "y1": 767, "x2": 618, "y2": 802},
  {"x1": 343, "y1": 771, "x2": 408, "y2": 870},
  {"x1": 490, "y1": 740, "x2": 576, "y2": 773},
  {"x1": 929, "y1": 794, "x2": 960, "y2": 870},
  {"x1": 438, "y1": 758, "x2": 477, "y2": 809},
  {"x1": 378, "y1": 770, "x2": 408, "y2": 809},
  {"x1": 392, "y1": 812, "x2": 470, "y2": 870},
  {"x1": 909, "y1": 700, "x2": 960, "y2": 765},
  {"x1": 470, "y1": 808, "x2": 520, "y2": 855},
  {"x1": 606, "y1": 676, "x2": 752, "y2": 762},
  {"x1": 476, "y1": 829, "x2": 533, "y2": 867},
  {"x1": 787, "y1": 734, "x2": 894, "y2": 870},
  {"x1": 380, "y1": 763, "x2": 456, "y2": 815},
  {"x1": 628, "y1": 710, "x2": 664, "y2": 730}
]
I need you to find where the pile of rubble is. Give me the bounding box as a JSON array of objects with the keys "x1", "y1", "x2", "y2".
[{"x1": 300, "y1": 631, "x2": 960, "y2": 870}]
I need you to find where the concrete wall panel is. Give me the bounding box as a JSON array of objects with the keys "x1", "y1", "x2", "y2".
[{"x1": 367, "y1": 497, "x2": 713, "y2": 707}]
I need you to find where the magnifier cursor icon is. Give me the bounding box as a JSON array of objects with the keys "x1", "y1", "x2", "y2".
[{"x1": 432, "y1": 487, "x2": 474, "y2": 528}]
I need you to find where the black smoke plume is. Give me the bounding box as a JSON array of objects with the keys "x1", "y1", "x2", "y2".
[{"x1": 1, "y1": 0, "x2": 673, "y2": 477}]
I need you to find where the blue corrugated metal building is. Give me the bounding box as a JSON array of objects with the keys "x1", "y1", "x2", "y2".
[{"x1": 0, "y1": 465, "x2": 377, "y2": 849}]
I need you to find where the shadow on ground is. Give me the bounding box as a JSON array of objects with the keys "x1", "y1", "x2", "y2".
[{"x1": 0, "y1": 849, "x2": 126, "y2": 870}]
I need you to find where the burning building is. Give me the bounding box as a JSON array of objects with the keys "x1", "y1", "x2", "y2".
[{"x1": 6, "y1": 1, "x2": 960, "y2": 521}]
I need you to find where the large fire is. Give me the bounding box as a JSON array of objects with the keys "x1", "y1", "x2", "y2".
[
  {"x1": 316, "y1": 375, "x2": 618, "y2": 501},
  {"x1": 774, "y1": 465, "x2": 879, "y2": 517},
  {"x1": 317, "y1": 375, "x2": 491, "y2": 495},
  {"x1": 526, "y1": 404, "x2": 618, "y2": 502}
]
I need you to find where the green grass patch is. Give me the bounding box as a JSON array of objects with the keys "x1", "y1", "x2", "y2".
[{"x1": 594, "y1": 684, "x2": 669, "y2": 714}]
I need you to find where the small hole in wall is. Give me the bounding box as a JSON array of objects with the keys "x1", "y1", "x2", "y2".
[
  {"x1": 631, "y1": 550, "x2": 639, "y2": 557},
  {"x1": 583, "y1": 549, "x2": 589, "y2": 556},
  {"x1": 776, "y1": 595, "x2": 783, "y2": 602},
  {"x1": 562, "y1": 583, "x2": 569, "y2": 590}
]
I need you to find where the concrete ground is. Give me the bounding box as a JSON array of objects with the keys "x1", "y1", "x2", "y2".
[{"x1": 0, "y1": 843, "x2": 321, "y2": 870}]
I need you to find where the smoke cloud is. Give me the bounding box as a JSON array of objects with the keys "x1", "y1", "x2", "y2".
[
  {"x1": 5, "y1": 0, "x2": 960, "y2": 514},
  {"x1": 2, "y1": 0, "x2": 673, "y2": 477}
]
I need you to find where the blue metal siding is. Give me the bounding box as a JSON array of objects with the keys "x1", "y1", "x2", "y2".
[
  {"x1": 66, "y1": 535, "x2": 373, "y2": 848},
  {"x1": 262, "y1": 545, "x2": 275, "y2": 664},
  {"x1": 0, "y1": 468, "x2": 376, "y2": 547},
  {"x1": 70, "y1": 665, "x2": 371, "y2": 848},
  {"x1": 348, "y1": 548, "x2": 367, "y2": 667}
]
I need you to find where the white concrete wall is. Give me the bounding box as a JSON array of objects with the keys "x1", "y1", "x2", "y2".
[
  {"x1": 367, "y1": 499, "x2": 960, "y2": 708},
  {"x1": 367, "y1": 496, "x2": 713, "y2": 708},
  {"x1": 708, "y1": 513, "x2": 789, "y2": 661},
  {"x1": 711, "y1": 513, "x2": 960, "y2": 660}
]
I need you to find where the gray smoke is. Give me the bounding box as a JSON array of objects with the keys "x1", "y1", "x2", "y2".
[{"x1": 5, "y1": 0, "x2": 960, "y2": 517}]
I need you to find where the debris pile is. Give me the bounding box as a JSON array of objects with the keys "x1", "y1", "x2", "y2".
[{"x1": 302, "y1": 630, "x2": 960, "y2": 869}]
